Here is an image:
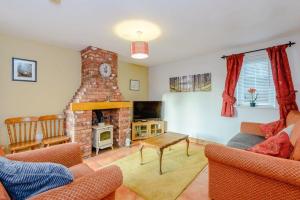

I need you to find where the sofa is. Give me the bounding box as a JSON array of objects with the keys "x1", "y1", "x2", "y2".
[
  {"x1": 205, "y1": 110, "x2": 300, "y2": 200},
  {"x1": 0, "y1": 143, "x2": 123, "y2": 200}
]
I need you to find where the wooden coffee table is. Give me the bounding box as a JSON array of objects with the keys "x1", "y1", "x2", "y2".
[{"x1": 139, "y1": 132, "x2": 189, "y2": 175}]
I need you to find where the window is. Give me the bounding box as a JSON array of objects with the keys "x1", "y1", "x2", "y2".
[{"x1": 236, "y1": 52, "x2": 276, "y2": 107}]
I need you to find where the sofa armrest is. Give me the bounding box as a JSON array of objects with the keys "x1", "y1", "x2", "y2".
[
  {"x1": 6, "y1": 143, "x2": 82, "y2": 168},
  {"x1": 205, "y1": 144, "x2": 300, "y2": 187},
  {"x1": 240, "y1": 122, "x2": 265, "y2": 136},
  {"x1": 29, "y1": 165, "x2": 123, "y2": 200}
]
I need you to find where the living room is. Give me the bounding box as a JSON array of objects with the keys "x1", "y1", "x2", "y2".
[{"x1": 1, "y1": 1, "x2": 300, "y2": 200}]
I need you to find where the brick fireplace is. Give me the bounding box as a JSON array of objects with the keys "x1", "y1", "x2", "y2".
[{"x1": 65, "y1": 46, "x2": 131, "y2": 157}]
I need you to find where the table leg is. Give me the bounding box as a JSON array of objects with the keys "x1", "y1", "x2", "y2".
[
  {"x1": 186, "y1": 138, "x2": 190, "y2": 156},
  {"x1": 139, "y1": 144, "x2": 144, "y2": 165},
  {"x1": 157, "y1": 148, "x2": 164, "y2": 175}
]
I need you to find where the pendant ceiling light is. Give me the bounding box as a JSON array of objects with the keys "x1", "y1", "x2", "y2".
[
  {"x1": 114, "y1": 20, "x2": 161, "y2": 60},
  {"x1": 131, "y1": 31, "x2": 149, "y2": 59},
  {"x1": 131, "y1": 41, "x2": 149, "y2": 59}
]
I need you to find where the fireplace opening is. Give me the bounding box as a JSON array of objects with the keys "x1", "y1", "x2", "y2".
[{"x1": 92, "y1": 110, "x2": 104, "y2": 126}]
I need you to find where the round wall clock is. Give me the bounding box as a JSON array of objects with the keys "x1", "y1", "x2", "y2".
[{"x1": 99, "y1": 63, "x2": 112, "y2": 77}]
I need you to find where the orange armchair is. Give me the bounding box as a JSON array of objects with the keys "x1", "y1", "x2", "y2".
[
  {"x1": 1, "y1": 143, "x2": 122, "y2": 200},
  {"x1": 205, "y1": 110, "x2": 300, "y2": 200},
  {"x1": 205, "y1": 143, "x2": 300, "y2": 200}
]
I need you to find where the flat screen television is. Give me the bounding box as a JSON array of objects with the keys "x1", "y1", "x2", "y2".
[{"x1": 133, "y1": 101, "x2": 162, "y2": 121}]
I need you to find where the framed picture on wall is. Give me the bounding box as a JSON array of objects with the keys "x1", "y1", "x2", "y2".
[
  {"x1": 12, "y1": 58, "x2": 37, "y2": 82},
  {"x1": 130, "y1": 79, "x2": 140, "y2": 91}
]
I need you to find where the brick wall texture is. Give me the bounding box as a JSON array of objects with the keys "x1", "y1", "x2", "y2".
[{"x1": 65, "y1": 46, "x2": 130, "y2": 157}]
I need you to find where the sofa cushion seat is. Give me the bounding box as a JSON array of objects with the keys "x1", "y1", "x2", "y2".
[
  {"x1": 227, "y1": 133, "x2": 265, "y2": 150},
  {"x1": 69, "y1": 163, "x2": 94, "y2": 179}
]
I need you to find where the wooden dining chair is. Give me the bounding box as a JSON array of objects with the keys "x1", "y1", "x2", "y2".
[
  {"x1": 39, "y1": 114, "x2": 70, "y2": 147},
  {"x1": 5, "y1": 117, "x2": 40, "y2": 153}
]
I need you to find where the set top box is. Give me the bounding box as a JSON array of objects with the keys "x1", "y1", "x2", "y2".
[{"x1": 133, "y1": 101, "x2": 162, "y2": 121}]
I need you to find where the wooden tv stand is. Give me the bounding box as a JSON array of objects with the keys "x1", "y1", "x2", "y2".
[{"x1": 131, "y1": 120, "x2": 165, "y2": 140}]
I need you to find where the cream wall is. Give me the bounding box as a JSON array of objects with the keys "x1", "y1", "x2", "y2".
[
  {"x1": 0, "y1": 34, "x2": 82, "y2": 146},
  {"x1": 118, "y1": 61, "x2": 148, "y2": 101},
  {"x1": 0, "y1": 34, "x2": 149, "y2": 148}
]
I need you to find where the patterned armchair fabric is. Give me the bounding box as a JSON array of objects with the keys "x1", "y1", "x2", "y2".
[
  {"x1": 6, "y1": 143, "x2": 82, "y2": 168},
  {"x1": 2, "y1": 143, "x2": 122, "y2": 200},
  {"x1": 205, "y1": 144, "x2": 300, "y2": 200},
  {"x1": 29, "y1": 165, "x2": 122, "y2": 200}
]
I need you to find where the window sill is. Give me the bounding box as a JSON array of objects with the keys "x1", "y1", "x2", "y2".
[{"x1": 235, "y1": 105, "x2": 278, "y2": 110}]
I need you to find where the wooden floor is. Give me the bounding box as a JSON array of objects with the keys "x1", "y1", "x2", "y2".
[{"x1": 84, "y1": 141, "x2": 210, "y2": 200}]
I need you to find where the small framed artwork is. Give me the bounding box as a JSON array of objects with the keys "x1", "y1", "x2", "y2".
[
  {"x1": 130, "y1": 79, "x2": 140, "y2": 91},
  {"x1": 12, "y1": 58, "x2": 37, "y2": 82}
]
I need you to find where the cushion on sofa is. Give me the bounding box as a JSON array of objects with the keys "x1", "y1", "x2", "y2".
[
  {"x1": 69, "y1": 163, "x2": 94, "y2": 179},
  {"x1": 227, "y1": 133, "x2": 265, "y2": 150},
  {"x1": 248, "y1": 132, "x2": 294, "y2": 158},
  {"x1": 259, "y1": 120, "x2": 285, "y2": 139},
  {"x1": 290, "y1": 120, "x2": 300, "y2": 146},
  {"x1": 280, "y1": 124, "x2": 295, "y2": 137},
  {"x1": 0, "y1": 182, "x2": 10, "y2": 200},
  {"x1": 0, "y1": 157, "x2": 73, "y2": 200}
]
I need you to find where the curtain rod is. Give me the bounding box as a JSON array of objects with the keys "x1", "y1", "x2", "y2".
[{"x1": 221, "y1": 41, "x2": 296, "y2": 59}]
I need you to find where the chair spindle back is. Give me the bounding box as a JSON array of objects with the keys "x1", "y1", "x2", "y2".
[
  {"x1": 5, "y1": 117, "x2": 39, "y2": 144},
  {"x1": 39, "y1": 115, "x2": 66, "y2": 139}
]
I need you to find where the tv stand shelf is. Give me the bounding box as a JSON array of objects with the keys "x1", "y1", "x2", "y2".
[{"x1": 131, "y1": 120, "x2": 165, "y2": 140}]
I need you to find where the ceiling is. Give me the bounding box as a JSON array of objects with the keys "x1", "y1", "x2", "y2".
[{"x1": 1, "y1": 0, "x2": 300, "y2": 66}]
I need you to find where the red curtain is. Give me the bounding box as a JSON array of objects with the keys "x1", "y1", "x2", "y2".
[
  {"x1": 267, "y1": 44, "x2": 298, "y2": 125},
  {"x1": 221, "y1": 53, "x2": 244, "y2": 117}
]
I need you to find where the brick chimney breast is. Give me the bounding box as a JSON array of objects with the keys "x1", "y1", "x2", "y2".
[{"x1": 65, "y1": 46, "x2": 130, "y2": 157}]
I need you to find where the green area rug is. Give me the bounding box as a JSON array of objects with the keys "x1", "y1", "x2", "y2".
[{"x1": 112, "y1": 143, "x2": 208, "y2": 200}]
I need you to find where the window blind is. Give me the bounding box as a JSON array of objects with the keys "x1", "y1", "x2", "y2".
[{"x1": 236, "y1": 52, "x2": 276, "y2": 107}]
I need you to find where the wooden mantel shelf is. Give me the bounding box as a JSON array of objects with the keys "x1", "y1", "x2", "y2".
[{"x1": 70, "y1": 101, "x2": 132, "y2": 111}]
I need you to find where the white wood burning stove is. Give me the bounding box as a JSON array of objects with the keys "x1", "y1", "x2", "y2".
[{"x1": 92, "y1": 124, "x2": 113, "y2": 155}]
